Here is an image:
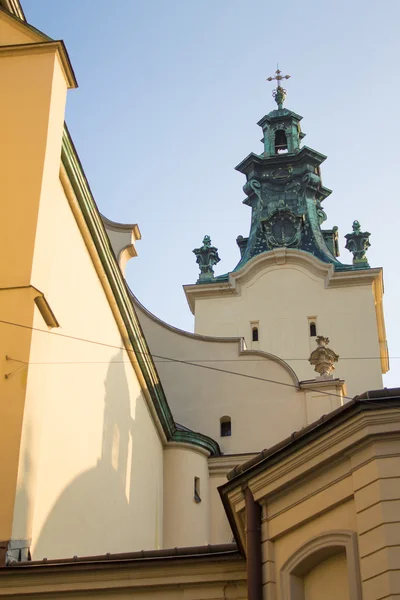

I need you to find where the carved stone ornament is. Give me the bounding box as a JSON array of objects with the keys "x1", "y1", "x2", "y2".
[
  {"x1": 272, "y1": 122, "x2": 287, "y2": 131},
  {"x1": 344, "y1": 220, "x2": 371, "y2": 267},
  {"x1": 272, "y1": 86, "x2": 287, "y2": 109},
  {"x1": 271, "y1": 165, "x2": 293, "y2": 181},
  {"x1": 193, "y1": 235, "x2": 220, "y2": 283},
  {"x1": 309, "y1": 336, "x2": 339, "y2": 378},
  {"x1": 263, "y1": 209, "x2": 303, "y2": 249}
]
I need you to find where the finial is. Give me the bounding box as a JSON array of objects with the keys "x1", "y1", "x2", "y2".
[
  {"x1": 267, "y1": 66, "x2": 291, "y2": 109},
  {"x1": 344, "y1": 220, "x2": 371, "y2": 267},
  {"x1": 193, "y1": 235, "x2": 220, "y2": 283},
  {"x1": 309, "y1": 336, "x2": 339, "y2": 379}
]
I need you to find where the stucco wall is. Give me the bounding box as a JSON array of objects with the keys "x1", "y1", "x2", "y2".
[
  {"x1": 209, "y1": 473, "x2": 233, "y2": 545},
  {"x1": 0, "y1": 15, "x2": 71, "y2": 542},
  {"x1": 304, "y1": 552, "x2": 349, "y2": 600},
  {"x1": 230, "y1": 407, "x2": 400, "y2": 600},
  {"x1": 163, "y1": 446, "x2": 210, "y2": 548},
  {"x1": 134, "y1": 299, "x2": 342, "y2": 455},
  {"x1": 12, "y1": 175, "x2": 164, "y2": 559},
  {"x1": 192, "y1": 262, "x2": 383, "y2": 398}
]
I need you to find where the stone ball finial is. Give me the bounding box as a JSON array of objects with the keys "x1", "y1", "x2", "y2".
[{"x1": 309, "y1": 335, "x2": 339, "y2": 379}]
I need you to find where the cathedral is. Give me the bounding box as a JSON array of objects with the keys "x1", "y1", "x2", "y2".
[{"x1": 0, "y1": 1, "x2": 399, "y2": 599}]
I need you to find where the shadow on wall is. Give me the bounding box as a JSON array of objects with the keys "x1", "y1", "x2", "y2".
[
  {"x1": 13, "y1": 425, "x2": 32, "y2": 551},
  {"x1": 32, "y1": 350, "x2": 152, "y2": 560}
]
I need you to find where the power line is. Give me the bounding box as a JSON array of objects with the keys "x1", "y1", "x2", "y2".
[
  {"x1": 0, "y1": 318, "x2": 354, "y2": 401},
  {"x1": 0, "y1": 318, "x2": 393, "y2": 362}
]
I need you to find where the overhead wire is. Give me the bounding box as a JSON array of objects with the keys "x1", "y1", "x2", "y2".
[{"x1": 0, "y1": 317, "x2": 385, "y2": 402}]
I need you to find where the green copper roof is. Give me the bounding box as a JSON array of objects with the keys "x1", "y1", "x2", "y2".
[{"x1": 193, "y1": 99, "x2": 372, "y2": 283}]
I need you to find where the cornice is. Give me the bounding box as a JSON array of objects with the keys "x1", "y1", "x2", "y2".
[
  {"x1": 0, "y1": 40, "x2": 77, "y2": 88},
  {"x1": 60, "y1": 125, "x2": 220, "y2": 457},
  {"x1": 208, "y1": 453, "x2": 258, "y2": 477},
  {"x1": 219, "y1": 406, "x2": 400, "y2": 546},
  {"x1": 184, "y1": 250, "x2": 382, "y2": 315},
  {"x1": 101, "y1": 215, "x2": 141, "y2": 273},
  {"x1": 0, "y1": 556, "x2": 246, "y2": 595},
  {"x1": 299, "y1": 378, "x2": 345, "y2": 391},
  {"x1": 235, "y1": 145, "x2": 327, "y2": 174},
  {"x1": 0, "y1": 284, "x2": 59, "y2": 328},
  {"x1": 257, "y1": 109, "x2": 303, "y2": 127},
  {"x1": 183, "y1": 281, "x2": 232, "y2": 314},
  {"x1": 101, "y1": 215, "x2": 141, "y2": 239}
]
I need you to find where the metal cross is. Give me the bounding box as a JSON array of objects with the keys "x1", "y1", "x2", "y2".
[
  {"x1": 266, "y1": 68, "x2": 291, "y2": 87},
  {"x1": 267, "y1": 67, "x2": 291, "y2": 109}
]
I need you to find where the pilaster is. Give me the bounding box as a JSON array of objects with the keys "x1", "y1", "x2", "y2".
[{"x1": 351, "y1": 441, "x2": 400, "y2": 599}]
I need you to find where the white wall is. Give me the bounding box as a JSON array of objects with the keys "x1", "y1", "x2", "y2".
[
  {"x1": 12, "y1": 178, "x2": 164, "y2": 559},
  {"x1": 193, "y1": 262, "x2": 383, "y2": 398},
  {"x1": 163, "y1": 446, "x2": 210, "y2": 548},
  {"x1": 134, "y1": 298, "x2": 315, "y2": 455}
]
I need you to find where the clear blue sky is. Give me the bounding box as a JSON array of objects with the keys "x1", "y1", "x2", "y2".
[{"x1": 24, "y1": 0, "x2": 400, "y2": 388}]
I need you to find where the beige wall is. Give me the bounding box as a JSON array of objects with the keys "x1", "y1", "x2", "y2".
[
  {"x1": 163, "y1": 446, "x2": 210, "y2": 548},
  {"x1": 209, "y1": 473, "x2": 232, "y2": 545},
  {"x1": 11, "y1": 174, "x2": 164, "y2": 559},
  {"x1": 0, "y1": 12, "x2": 71, "y2": 541},
  {"x1": 226, "y1": 405, "x2": 400, "y2": 600},
  {"x1": 208, "y1": 455, "x2": 255, "y2": 545},
  {"x1": 134, "y1": 299, "x2": 343, "y2": 455},
  {"x1": 135, "y1": 300, "x2": 344, "y2": 547},
  {"x1": 0, "y1": 7, "x2": 166, "y2": 560},
  {"x1": 304, "y1": 552, "x2": 349, "y2": 600},
  {"x1": 190, "y1": 259, "x2": 384, "y2": 398}
]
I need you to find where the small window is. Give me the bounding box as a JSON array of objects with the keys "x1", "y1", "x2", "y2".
[
  {"x1": 309, "y1": 321, "x2": 317, "y2": 337},
  {"x1": 220, "y1": 416, "x2": 231, "y2": 437},
  {"x1": 275, "y1": 129, "x2": 288, "y2": 154},
  {"x1": 250, "y1": 321, "x2": 259, "y2": 344},
  {"x1": 194, "y1": 477, "x2": 201, "y2": 503}
]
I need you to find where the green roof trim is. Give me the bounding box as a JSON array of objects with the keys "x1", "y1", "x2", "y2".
[{"x1": 61, "y1": 125, "x2": 220, "y2": 457}]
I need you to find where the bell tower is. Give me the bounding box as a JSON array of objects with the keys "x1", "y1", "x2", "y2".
[
  {"x1": 233, "y1": 68, "x2": 346, "y2": 268},
  {"x1": 184, "y1": 71, "x2": 389, "y2": 398}
]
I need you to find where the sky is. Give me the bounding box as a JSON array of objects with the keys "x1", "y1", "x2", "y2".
[{"x1": 23, "y1": 0, "x2": 400, "y2": 388}]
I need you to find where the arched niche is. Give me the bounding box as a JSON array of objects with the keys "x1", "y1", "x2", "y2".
[{"x1": 280, "y1": 531, "x2": 362, "y2": 600}]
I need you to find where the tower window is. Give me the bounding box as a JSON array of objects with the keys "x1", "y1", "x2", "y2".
[
  {"x1": 194, "y1": 477, "x2": 201, "y2": 503},
  {"x1": 309, "y1": 321, "x2": 317, "y2": 337},
  {"x1": 250, "y1": 321, "x2": 259, "y2": 344},
  {"x1": 275, "y1": 129, "x2": 288, "y2": 154},
  {"x1": 220, "y1": 416, "x2": 231, "y2": 437}
]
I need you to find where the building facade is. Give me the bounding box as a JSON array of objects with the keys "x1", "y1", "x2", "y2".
[
  {"x1": 184, "y1": 80, "x2": 388, "y2": 398},
  {"x1": 0, "y1": 1, "x2": 399, "y2": 599}
]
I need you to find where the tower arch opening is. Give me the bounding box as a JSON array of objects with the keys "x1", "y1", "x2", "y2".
[{"x1": 275, "y1": 129, "x2": 288, "y2": 154}]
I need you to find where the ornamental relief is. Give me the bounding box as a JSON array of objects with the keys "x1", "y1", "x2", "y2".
[{"x1": 262, "y1": 210, "x2": 303, "y2": 249}]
